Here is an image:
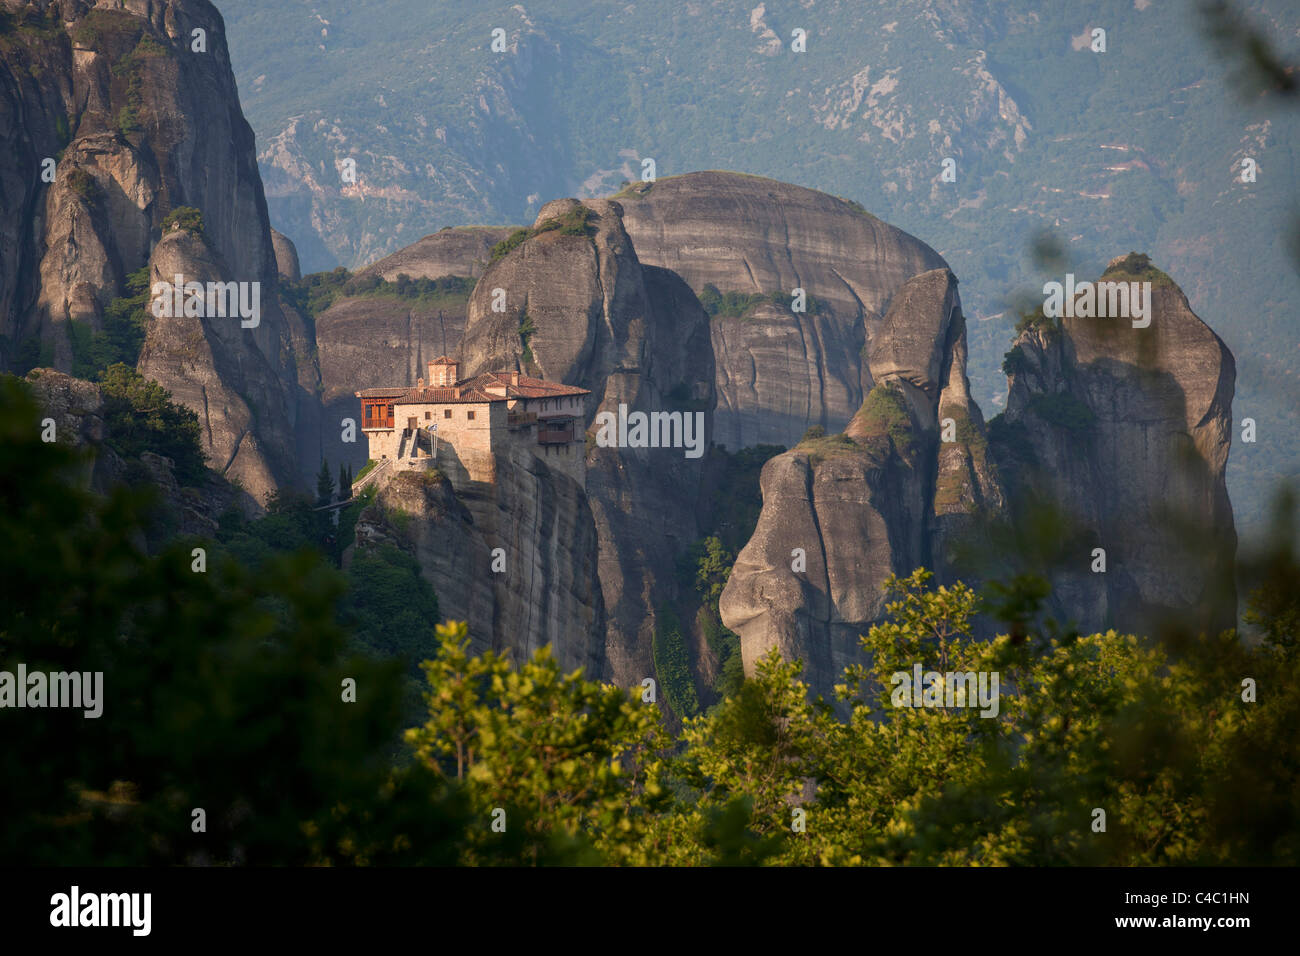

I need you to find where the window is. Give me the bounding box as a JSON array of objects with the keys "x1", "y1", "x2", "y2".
[
  {"x1": 425, "y1": 411, "x2": 431, "y2": 420},
  {"x1": 467, "y1": 410, "x2": 476, "y2": 421},
  {"x1": 443, "y1": 409, "x2": 451, "y2": 419}
]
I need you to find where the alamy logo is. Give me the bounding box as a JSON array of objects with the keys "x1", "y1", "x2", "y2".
[
  {"x1": 891, "y1": 664, "x2": 1000, "y2": 718},
  {"x1": 1042, "y1": 274, "x2": 1151, "y2": 328},
  {"x1": 151, "y1": 275, "x2": 261, "y2": 328},
  {"x1": 592, "y1": 404, "x2": 705, "y2": 459},
  {"x1": 50, "y1": 886, "x2": 151, "y2": 936},
  {"x1": 0, "y1": 664, "x2": 102, "y2": 718}
]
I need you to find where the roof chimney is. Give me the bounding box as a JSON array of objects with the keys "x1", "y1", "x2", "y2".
[
  {"x1": 428, "y1": 357, "x2": 460, "y2": 387},
  {"x1": 510, "y1": 370, "x2": 520, "y2": 386}
]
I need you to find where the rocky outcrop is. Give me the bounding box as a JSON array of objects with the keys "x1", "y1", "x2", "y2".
[
  {"x1": 22, "y1": 367, "x2": 117, "y2": 491},
  {"x1": 875, "y1": 269, "x2": 1004, "y2": 570},
  {"x1": 358, "y1": 226, "x2": 517, "y2": 282},
  {"x1": 136, "y1": 227, "x2": 303, "y2": 499},
  {"x1": 356, "y1": 451, "x2": 605, "y2": 676},
  {"x1": 720, "y1": 268, "x2": 1003, "y2": 695},
  {"x1": 618, "y1": 172, "x2": 947, "y2": 449},
  {"x1": 1, "y1": 0, "x2": 319, "y2": 502},
  {"x1": 23, "y1": 366, "x2": 244, "y2": 544},
  {"x1": 723, "y1": 255, "x2": 1237, "y2": 697},
  {"x1": 270, "y1": 227, "x2": 300, "y2": 281},
  {"x1": 990, "y1": 257, "x2": 1236, "y2": 634},
  {"x1": 458, "y1": 197, "x2": 716, "y2": 684}
]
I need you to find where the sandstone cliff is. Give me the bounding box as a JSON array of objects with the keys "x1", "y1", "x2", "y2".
[
  {"x1": 457, "y1": 198, "x2": 716, "y2": 685},
  {"x1": 618, "y1": 172, "x2": 947, "y2": 449},
  {"x1": 136, "y1": 226, "x2": 303, "y2": 498},
  {"x1": 23, "y1": 366, "x2": 243, "y2": 544},
  {"x1": 355, "y1": 448, "x2": 605, "y2": 677},
  {"x1": 357, "y1": 226, "x2": 517, "y2": 283},
  {"x1": 989, "y1": 256, "x2": 1236, "y2": 634},
  {"x1": 722, "y1": 255, "x2": 1237, "y2": 698},
  {"x1": 1, "y1": 0, "x2": 318, "y2": 501},
  {"x1": 270, "y1": 227, "x2": 300, "y2": 281},
  {"x1": 720, "y1": 267, "x2": 1003, "y2": 694}
]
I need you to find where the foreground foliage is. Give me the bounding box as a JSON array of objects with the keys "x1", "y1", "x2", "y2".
[{"x1": 1, "y1": 376, "x2": 1296, "y2": 865}]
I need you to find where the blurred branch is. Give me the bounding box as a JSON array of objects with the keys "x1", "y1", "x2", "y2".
[{"x1": 1199, "y1": 0, "x2": 1298, "y2": 101}]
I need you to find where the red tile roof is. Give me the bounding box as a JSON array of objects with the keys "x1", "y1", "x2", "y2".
[{"x1": 356, "y1": 370, "x2": 590, "y2": 405}]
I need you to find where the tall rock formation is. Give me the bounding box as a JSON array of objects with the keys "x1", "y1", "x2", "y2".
[
  {"x1": 722, "y1": 254, "x2": 1237, "y2": 698},
  {"x1": 457, "y1": 198, "x2": 716, "y2": 684},
  {"x1": 355, "y1": 449, "x2": 605, "y2": 676},
  {"x1": 618, "y1": 171, "x2": 947, "y2": 450},
  {"x1": 270, "y1": 227, "x2": 300, "y2": 281},
  {"x1": 990, "y1": 255, "x2": 1236, "y2": 634},
  {"x1": 719, "y1": 267, "x2": 1002, "y2": 694},
  {"x1": 0, "y1": 0, "x2": 318, "y2": 501},
  {"x1": 136, "y1": 225, "x2": 299, "y2": 497}
]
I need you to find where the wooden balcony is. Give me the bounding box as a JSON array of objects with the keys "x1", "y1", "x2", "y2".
[
  {"x1": 537, "y1": 424, "x2": 574, "y2": 445},
  {"x1": 361, "y1": 399, "x2": 395, "y2": 430}
]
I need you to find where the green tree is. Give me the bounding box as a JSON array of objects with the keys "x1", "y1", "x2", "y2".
[
  {"x1": 406, "y1": 622, "x2": 671, "y2": 864},
  {"x1": 694, "y1": 535, "x2": 733, "y2": 608},
  {"x1": 344, "y1": 541, "x2": 439, "y2": 671},
  {"x1": 160, "y1": 205, "x2": 203, "y2": 235},
  {"x1": 97, "y1": 363, "x2": 206, "y2": 485},
  {"x1": 0, "y1": 375, "x2": 467, "y2": 865},
  {"x1": 652, "y1": 604, "x2": 699, "y2": 718},
  {"x1": 665, "y1": 650, "x2": 828, "y2": 864},
  {"x1": 316, "y1": 458, "x2": 334, "y2": 505}
]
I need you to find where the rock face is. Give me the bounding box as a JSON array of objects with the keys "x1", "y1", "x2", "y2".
[
  {"x1": 270, "y1": 228, "x2": 301, "y2": 281},
  {"x1": 357, "y1": 453, "x2": 605, "y2": 675},
  {"x1": 23, "y1": 367, "x2": 242, "y2": 543},
  {"x1": 358, "y1": 226, "x2": 517, "y2": 282},
  {"x1": 990, "y1": 259, "x2": 1236, "y2": 634},
  {"x1": 22, "y1": 367, "x2": 116, "y2": 491},
  {"x1": 723, "y1": 256, "x2": 1237, "y2": 698},
  {"x1": 1, "y1": 0, "x2": 319, "y2": 502},
  {"x1": 458, "y1": 198, "x2": 716, "y2": 684},
  {"x1": 137, "y1": 227, "x2": 303, "y2": 499},
  {"x1": 720, "y1": 268, "x2": 1003, "y2": 695},
  {"x1": 618, "y1": 172, "x2": 947, "y2": 449}
]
